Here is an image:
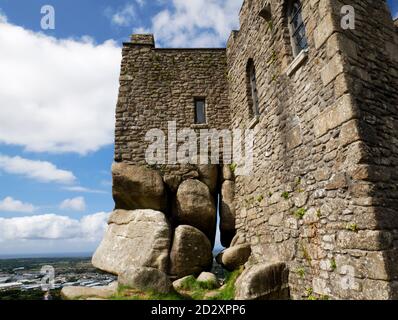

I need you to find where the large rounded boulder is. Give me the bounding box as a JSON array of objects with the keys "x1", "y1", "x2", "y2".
[
  {"x1": 118, "y1": 267, "x2": 172, "y2": 294},
  {"x1": 175, "y1": 179, "x2": 216, "y2": 241},
  {"x1": 169, "y1": 225, "x2": 213, "y2": 279},
  {"x1": 92, "y1": 209, "x2": 170, "y2": 275},
  {"x1": 112, "y1": 162, "x2": 166, "y2": 211},
  {"x1": 216, "y1": 244, "x2": 251, "y2": 271},
  {"x1": 197, "y1": 164, "x2": 218, "y2": 195}
]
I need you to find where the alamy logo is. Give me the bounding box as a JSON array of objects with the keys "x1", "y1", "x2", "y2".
[
  {"x1": 40, "y1": 265, "x2": 55, "y2": 291},
  {"x1": 41, "y1": 5, "x2": 55, "y2": 30},
  {"x1": 145, "y1": 121, "x2": 254, "y2": 176},
  {"x1": 341, "y1": 5, "x2": 355, "y2": 30},
  {"x1": 340, "y1": 265, "x2": 358, "y2": 291}
]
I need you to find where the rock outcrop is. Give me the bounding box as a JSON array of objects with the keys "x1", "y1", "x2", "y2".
[
  {"x1": 230, "y1": 233, "x2": 246, "y2": 247},
  {"x1": 92, "y1": 209, "x2": 170, "y2": 275},
  {"x1": 169, "y1": 225, "x2": 213, "y2": 279},
  {"x1": 176, "y1": 179, "x2": 217, "y2": 241},
  {"x1": 197, "y1": 164, "x2": 218, "y2": 194},
  {"x1": 112, "y1": 163, "x2": 166, "y2": 211},
  {"x1": 216, "y1": 244, "x2": 251, "y2": 271},
  {"x1": 197, "y1": 272, "x2": 220, "y2": 289},
  {"x1": 172, "y1": 275, "x2": 192, "y2": 291},
  {"x1": 61, "y1": 282, "x2": 118, "y2": 300},
  {"x1": 118, "y1": 267, "x2": 172, "y2": 294},
  {"x1": 235, "y1": 263, "x2": 289, "y2": 300}
]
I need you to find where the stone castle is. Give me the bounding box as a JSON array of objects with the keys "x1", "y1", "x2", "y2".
[{"x1": 91, "y1": 0, "x2": 398, "y2": 300}]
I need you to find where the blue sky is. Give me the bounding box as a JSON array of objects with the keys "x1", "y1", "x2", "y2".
[{"x1": 0, "y1": 0, "x2": 397, "y2": 256}]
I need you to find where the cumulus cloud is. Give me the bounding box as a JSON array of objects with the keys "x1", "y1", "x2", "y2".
[
  {"x1": 60, "y1": 197, "x2": 86, "y2": 212},
  {"x1": 135, "y1": 0, "x2": 145, "y2": 7},
  {"x1": 0, "y1": 19, "x2": 121, "y2": 154},
  {"x1": 107, "y1": 4, "x2": 137, "y2": 27},
  {"x1": 150, "y1": 0, "x2": 242, "y2": 47},
  {"x1": 0, "y1": 154, "x2": 76, "y2": 184},
  {"x1": 0, "y1": 9, "x2": 7, "y2": 23},
  {"x1": 63, "y1": 186, "x2": 108, "y2": 194},
  {"x1": 0, "y1": 212, "x2": 109, "y2": 242},
  {"x1": 0, "y1": 197, "x2": 35, "y2": 213}
]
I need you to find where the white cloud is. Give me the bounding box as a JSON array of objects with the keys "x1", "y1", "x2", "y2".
[
  {"x1": 149, "y1": 0, "x2": 243, "y2": 47},
  {"x1": 0, "y1": 197, "x2": 35, "y2": 213},
  {"x1": 0, "y1": 212, "x2": 109, "y2": 241},
  {"x1": 135, "y1": 0, "x2": 145, "y2": 7},
  {"x1": 0, "y1": 9, "x2": 7, "y2": 23},
  {"x1": 0, "y1": 154, "x2": 76, "y2": 184},
  {"x1": 63, "y1": 186, "x2": 108, "y2": 194},
  {"x1": 110, "y1": 4, "x2": 136, "y2": 27},
  {"x1": 60, "y1": 197, "x2": 86, "y2": 212},
  {"x1": 0, "y1": 20, "x2": 121, "y2": 154}
]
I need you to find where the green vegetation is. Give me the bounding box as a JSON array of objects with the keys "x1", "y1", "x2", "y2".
[
  {"x1": 296, "y1": 267, "x2": 305, "y2": 278},
  {"x1": 229, "y1": 163, "x2": 237, "y2": 173},
  {"x1": 0, "y1": 289, "x2": 62, "y2": 301},
  {"x1": 0, "y1": 257, "x2": 94, "y2": 274},
  {"x1": 207, "y1": 269, "x2": 242, "y2": 301},
  {"x1": 256, "y1": 195, "x2": 264, "y2": 203},
  {"x1": 294, "y1": 208, "x2": 307, "y2": 219},
  {"x1": 111, "y1": 285, "x2": 186, "y2": 301},
  {"x1": 111, "y1": 268, "x2": 243, "y2": 301},
  {"x1": 281, "y1": 191, "x2": 290, "y2": 200},
  {"x1": 330, "y1": 258, "x2": 337, "y2": 271},
  {"x1": 305, "y1": 287, "x2": 317, "y2": 300},
  {"x1": 267, "y1": 20, "x2": 274, "y2": 32},
  {"x1": 300, "y1": 244, "x2": 312, "y2": 264},
  {"x1": 346, "y1": 223, "x2": 359, "y2": 232}
]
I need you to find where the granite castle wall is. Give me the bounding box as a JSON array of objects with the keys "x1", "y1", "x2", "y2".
[{"x1": 111, "y1": 0, "x2": 398, "y2": 299}]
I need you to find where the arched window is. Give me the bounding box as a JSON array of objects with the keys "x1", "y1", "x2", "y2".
[
  {"x1": 247, "y1": 59, "x2": 260, "y2": 117},
  {"x1": 288, "y1": 0, "x2": 308, "y2": 57}
]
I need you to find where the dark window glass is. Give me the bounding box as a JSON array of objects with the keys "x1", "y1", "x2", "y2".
[
  {"x1": 194, "y1": 99, "x2": 206, "y2": 124},
  {"x1": 289, "y1": 0, "x2": 308, "y2": 56},
  {"x1": 248, "y1": 61, "x2": 260, "y2": 117}
]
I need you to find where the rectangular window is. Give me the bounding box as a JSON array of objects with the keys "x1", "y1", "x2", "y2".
[{"x1": 194, "y1": 98, "x2": 206, "y2": 124}]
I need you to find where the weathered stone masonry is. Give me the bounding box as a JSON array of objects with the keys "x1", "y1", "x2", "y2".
[
  {"x1": 95, "y1": 0, "x2": 398, "y2": 300},
  {"x1": 114, "y1": 34, "x2": 230, "y2": 165}
]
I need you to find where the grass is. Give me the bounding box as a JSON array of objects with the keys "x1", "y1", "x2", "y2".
[
  {"x1": 207, "y1": 268, "x2": 243, "y2": 300},
  {"x1": 110, "y1": 269, "x2": 243, "y2": 301},
  {"x1": 110, "y1": 285, "x2": 186, "y2": 301}
]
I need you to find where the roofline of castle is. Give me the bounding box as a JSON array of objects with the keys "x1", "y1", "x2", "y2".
[{"x1": 122, "y1": 42, "x2": 226, "y2": 51}]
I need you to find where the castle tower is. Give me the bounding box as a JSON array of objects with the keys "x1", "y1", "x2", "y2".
[
  {"x1": 94, "y1": 0, "x2": 398, "y2": 300},
  {"x1": 227, "y1": 0, "x2": 398, "y2": 299}
]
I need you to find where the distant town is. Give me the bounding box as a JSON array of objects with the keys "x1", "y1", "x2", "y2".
[{"x1": 0, "y1": 256, "x2": 116, "y2": 300}]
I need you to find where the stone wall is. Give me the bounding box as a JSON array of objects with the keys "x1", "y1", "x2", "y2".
[
  {"x1": 107, "y1": 34, "x2": 232, "y2": 279},
  {"x1": 105, "y1": 0, "x2": 398, "y2": 300},
  {"x1": 114, "y1": 34, "x2": 230, "y2": 165},
  {"x1": 227, "y1": 0, "x2": 398, "y2": 299}
]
